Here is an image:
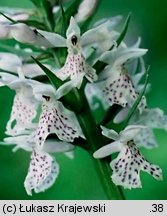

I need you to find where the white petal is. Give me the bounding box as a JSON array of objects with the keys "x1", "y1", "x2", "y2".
[
  {"x1": 0, "y1": 53, "x2": 22, "y2": 72},
  {"x1": 110, "y1": 140, "x2": 162, "y2": 189},
  {"x1": 55, "y1": 73, "x2": 84, "y2": 99},
  {"x1": 38, "y1": 30, "x2": 66, "y2": 47},
  {"x1": 0, "y1": 72, "x2": 18, "y2": 86},
  {"x1": 93, "y1": 141, "x2": 122, "y2": 159},
  {"x1": 93, "y1": 16, "x2": 122, "y2": 28},
  {"x1": 81, "y1": 20, "x2": 118, "y2": 47},
  {"x1": 66, "y1": 17, "x2": 81, "y2": 39},
  {"x1": 29, "y1": 81, "x2": 56, "y2": 101},
  {"x1": 134, "y1": 128, "x2": 158, "y2": 149},
  {"x1": 101, "y1": 125, "x2": 119, "y2": 140},
  {"x1": 21, "y1": 63, "x2": 47, "y2": 78},
  {"x1": 120, "y1": 125, "x2": 146, "y2": 142},
  {"x1": 3, "y1": 135, "x2": 33, "y2": 152},
  {"x1": 0, "y1": 24, "x2": 10, "y2": 39},
  {"x1": 10, "y1": 23, "x2": 53, "y2": 47},
  {"x1": 43, "y1": 139, "x2": 74, "y2": 153},
  {"x1": 113, "y1": 106, "x2": 130, "y2": 124},
  {"x1": 0, "y1": 9, "x2": 29, "y2": 23},
  {"x1": 24, "y1": 150, "x2": 59, "y2": 195},
  {"x1": 100, "y1": 47, "x2": 147, "y2": 66},
  {"x1": 75, "y1": 0, "x2": 98, "y2": 23}
]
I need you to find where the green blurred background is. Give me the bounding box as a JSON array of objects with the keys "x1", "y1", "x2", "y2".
[{"x1": 0, "y1": 0, "x2": 167, "y2": 200}]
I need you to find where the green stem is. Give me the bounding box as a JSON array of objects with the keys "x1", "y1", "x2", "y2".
[{"x1": 77, "y1": 88, "x2": 124, "y2": 200}]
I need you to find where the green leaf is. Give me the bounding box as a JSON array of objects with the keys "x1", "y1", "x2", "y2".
[
  {"x1": 0, "y1": 42, "x2": 39, "y2": 57},
  {"x1": 93, "y1": 60, "x2": 107, "y2": 75},
  {"x1": 32, "y1": 56, "x2": 63, "y2": 88},
  {"x1": 116, "y1": 13, "x2": 131, "y2": 47},
  {"x1": 20, "y1": 19, "x2": 46, "y2": 29},
  {"x1": 55, "y1": 0, "x2": 82, "y2": 35},
  {"x1": 32, "y1": 74, "x2": 50, "y2": 83},
  {"x1": 31, "y1": 0, "x2": 54, "y2": 31},
  {"x1": 41, "y1": 0, "x2": 55, "y2": 30},
  {"x1": 64, "y1": 0, "x2": 82, "y2": 22}
]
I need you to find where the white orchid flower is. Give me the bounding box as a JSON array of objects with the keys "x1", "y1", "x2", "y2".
[
  {"x1": 0, "y1": 72, "x2": 38, "y2": 136},
  {"x1": 55, "y1": 17, "x2": 119, "y2": 89},
  {"x1": 98, "y1": 41, "x2": 148, "y2": 112},
  {"x1": 93, "y1": 125, "x2": 162, "y2": 189},
  {"x1": 23, "y1": 127, "x2": 75, "y2": 195},
  {"x1": 28, "y1": 81, "x2": 84, "y2": 150},
  {"x1": 2, "y1": 132, "x2": 74, "y2": 195},
  {"x1": 1, "y1": 115, "x2": 74, "y2": 196},
  {"x1": 55, "y1": 17, "x2": 98, "y2": 86}
]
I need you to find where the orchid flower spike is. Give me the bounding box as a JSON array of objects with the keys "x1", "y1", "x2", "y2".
[
  {"x1": 99, "y1": 41, "x2": 148, "y2": 112},
  {"x1": 0, "y1": 72, "x2": 38, "y2": 136},
  {"x1": 93, "y1": 125, "x2": 163, "y2": 189}
]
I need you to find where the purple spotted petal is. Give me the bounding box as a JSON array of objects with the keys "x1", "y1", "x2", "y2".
[
  {"x1": 110, "y1": 140, "x2": 162, "y2": 189},
  {"x1": 6, "y1": 88, "x2": 37, "y2": 136},
  {"x1": 103, "y1": 71, "x2": 146, "y2": 111},
  {"x1": 24, "y1": 150, "x2": 59, "y2": 195},
  {"x1": 56, "y1": 53, "x2": 97, "y2": 84},
  {"x1": 35, "y1": 97, "x2": 81, "y2": 148}
]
